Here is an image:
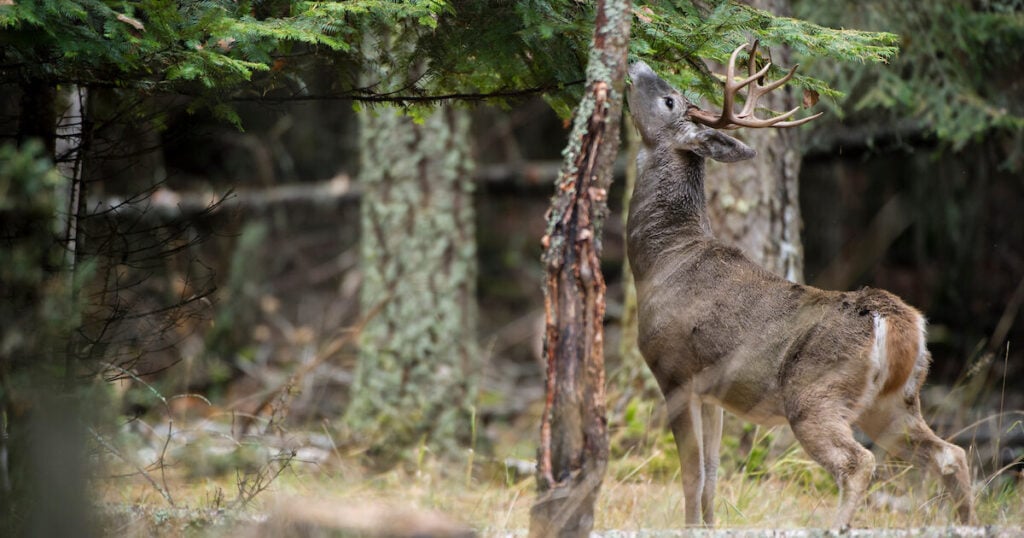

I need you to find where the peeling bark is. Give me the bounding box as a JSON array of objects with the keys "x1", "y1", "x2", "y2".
[{"x1": 530, "y1": 1, "x2": 630, "y2": 536}]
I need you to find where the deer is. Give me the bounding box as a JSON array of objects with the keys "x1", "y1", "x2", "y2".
[{"x1": 625, "y1": 42, "x2": 976, "y2": 530}]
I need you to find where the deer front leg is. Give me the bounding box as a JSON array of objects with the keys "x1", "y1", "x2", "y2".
[
  {"x1": 666, "y1": 387, "x2": 706, "y2": 526},
  {"x1": 790, "y1": 409, "x2": 875, "y2": 530},
  {"x1": 701, "y1": 403, "x2": 723, "y2": 526}
]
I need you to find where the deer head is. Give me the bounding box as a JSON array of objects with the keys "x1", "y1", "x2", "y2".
[{"x1": 628, "y1": 41, "x2": 821, "y2": 162}]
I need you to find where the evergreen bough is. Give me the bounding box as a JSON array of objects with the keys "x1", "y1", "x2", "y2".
[{"x1": 2, "y1": 1, "x2": 901, "y2": 125}]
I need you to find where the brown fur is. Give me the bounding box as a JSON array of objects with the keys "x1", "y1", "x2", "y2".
[
  {"x1": 882, "y1": 310, "x2": 921, "y2": 396},
  {"x1": 854, "y1": 288, "x2": 923, "y2": 396},
  {"x1": 626, "y1": 60, "x2": 976, "y2": 529}
]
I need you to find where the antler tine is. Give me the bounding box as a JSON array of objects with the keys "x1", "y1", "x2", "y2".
[
  {"x1": 741, "y1": 39, "x2": 762, "y2": 115},
  {"x1": 690, "y1": 40, "x2": 822, "y2": 130},
  {"x1": 733, "y1": 39, "x2": 772, "y2": 89},
  {"x1": 694, "y1": 42, "x2": 769, "y2": 129},
  {"x1": 748, "y1": 39, "x2": 760, "y2": 80},
  {"x1": 730, "y1": 60, "x2": 772, "y2": 93},
  {"x1": 739, "y1": 64, "x2": 797, "y2": 119},
  {"x1": 719, "y1": 42, "x2": 750, "y2": 125},
  {"x1": 758, "y1": 64, "x2": 798, "y2": 94},
  {"x1": 735, "y1": 105, "x2": 801, "y2": 127},
  {"x1": 727, "y1": 45, "x2": 771, "y2": 99},
  {"x1": 765, "y1": 111, "x2": 824, "y2": 128}
]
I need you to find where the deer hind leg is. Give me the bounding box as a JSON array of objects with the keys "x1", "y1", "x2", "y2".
[
  {"x1": 665, "y1": 386, "x2": 707, "y2": 526},
  {"x1": 790, "y1": 410, "x2": 875, "y2": 530},
  {"x1": 858, "y1": 395, "x2": 976, "y2": 525},
  {"x1": 701, "y1": 403, "x2": 723, "y2": 526}
]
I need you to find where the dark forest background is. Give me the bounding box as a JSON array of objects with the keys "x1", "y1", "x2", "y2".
[{"x1": 1, "y1": 0, "x2": 1021, "y2": 535}]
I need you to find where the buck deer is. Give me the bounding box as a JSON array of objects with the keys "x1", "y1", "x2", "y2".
[{"x1": 626, "y1": 42, "x2": 975, "y2": 529}]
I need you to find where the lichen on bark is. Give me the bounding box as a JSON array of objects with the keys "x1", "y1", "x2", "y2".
[{"x1": 345, "y1": 104, "x2": 478, "y2": 461}]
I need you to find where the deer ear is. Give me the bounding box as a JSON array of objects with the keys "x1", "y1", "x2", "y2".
[{"x1": 678, "y1": 125, "x2": 756, "y2": 162}]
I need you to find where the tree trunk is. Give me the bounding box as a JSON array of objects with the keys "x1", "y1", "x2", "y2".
[
  {"x1": 16, "y1": 78, "x2": 56, "y2": 156},
  {"x1": 346, "y1": 105, "x2": 477, "y2": 461},
  {"x1": 705, "y1": 0, "x2": 805, "y2": 283},
  {"x1": 56, "y1": 85, "x2": 89, "y2": 385},
  {"x1": 1, "y1": 85, "x2": 93, "y2": 535},
  {"x1": 530, "y1": 1, "x2": 630, "y2": 536}
]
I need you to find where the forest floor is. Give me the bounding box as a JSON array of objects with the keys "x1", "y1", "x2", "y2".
[
  {"x1": 91, "y1": 347, "x2": 1024, "y2": 536},
  {"x1": 93, "y1": 417, "x2": 1024, "y2": 537}
]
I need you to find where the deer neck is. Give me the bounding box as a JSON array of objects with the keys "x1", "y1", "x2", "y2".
[{"x1": 626, "y1": 147, "x2": 712, "y2": 277}]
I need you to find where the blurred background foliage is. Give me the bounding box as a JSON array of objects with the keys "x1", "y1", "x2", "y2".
[
  {"x1": 794, "y1": 0, "x2": 1024, "y2": 167},
  {"x1": 1, "y1": 0, "x2": 1022, "y2": 534}
]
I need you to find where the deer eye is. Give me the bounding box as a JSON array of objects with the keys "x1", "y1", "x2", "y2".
[{"x1": 663, "y1": 97, "x2": 675, "y2": 110}]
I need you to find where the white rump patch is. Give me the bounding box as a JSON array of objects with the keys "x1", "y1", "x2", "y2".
[
  {"x1": 870, "y1": 313, "x2": 888, "y2": 381},
  {"x1": 904, "y1": 314, "x2": 928, "y2": 398}
]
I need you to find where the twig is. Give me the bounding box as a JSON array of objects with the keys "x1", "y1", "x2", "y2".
[
  {"x1": 238, "y1": 300, "x2": 386, "y2": 435},
  {"x1": 231, "y1": 450, "x2": 296, "y2": 509},
  {"x1": 99, "y1": 363, "x2": 211, "y2": 502},
  {"x1": 321, "y1": 419, "x2": 344, "y2": 463},
  {"x1": 89, "y1": 427, "x2": 175, "y2": 507},
  {"x1": 158, "y1": 419, "x2": 174, "y2": 501},
  {"x1": 225, "y1": 80, "x2": 587, "y2": 105},
  {"x1": 100, "y1": 361, "x2": 169, "y2": 412}
]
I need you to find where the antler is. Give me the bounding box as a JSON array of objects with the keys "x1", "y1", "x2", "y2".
[{"x1": 688, "y1": 40, "x2": 823, "y2": 130}]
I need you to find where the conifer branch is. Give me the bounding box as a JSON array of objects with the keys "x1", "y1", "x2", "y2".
[{"x1": 224, "y1": 81, "x2": 588, "y2": 105}]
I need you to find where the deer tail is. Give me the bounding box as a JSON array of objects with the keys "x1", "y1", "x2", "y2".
[{"x1": 872, "y1": 308, "x2": 929, "y2": 398}]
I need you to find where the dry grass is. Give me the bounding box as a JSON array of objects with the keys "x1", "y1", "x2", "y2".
[
  {"x1": 94, "y1": 423, "x2": 1024, "y2": 536},
  {"x1": 93, "y1": 344, "x2": 1023, "y2": 535}
]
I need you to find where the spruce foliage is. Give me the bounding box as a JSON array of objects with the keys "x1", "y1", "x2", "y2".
[
  {"x1": 630, "y1": 1, "x2": 898, "y2": 104},
  {"x1": 2, "y1": 1, "x2": 901, "y2": 122},
  {"x1": 794, "y1": 0, "x2": 1024, "y2": 167}
]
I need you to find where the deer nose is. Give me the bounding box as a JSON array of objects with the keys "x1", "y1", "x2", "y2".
[{"x1": 629, "y1": 61, "x2": 656, "y2": 81}]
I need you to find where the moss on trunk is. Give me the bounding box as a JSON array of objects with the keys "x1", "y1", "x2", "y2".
[{"x1": 346, "y1": 105, "x2": 478, "y2": 461}]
